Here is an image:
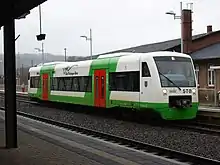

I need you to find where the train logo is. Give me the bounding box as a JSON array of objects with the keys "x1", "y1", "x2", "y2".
[{"x1": 62, "y1": 65, "x2": 78, "y2": 75}]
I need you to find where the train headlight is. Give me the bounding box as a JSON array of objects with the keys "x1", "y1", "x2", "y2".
[
  {"x1": 162, "y1": 89, "x2": 167, "y2": 95},
  {"x1": 192, "y1": 89, "x2": 196, "y2": 95}
]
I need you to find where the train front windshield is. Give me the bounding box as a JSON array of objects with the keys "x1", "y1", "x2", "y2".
[{"x1": 154, "y1": 56, "x2": 196, "y2": 87}]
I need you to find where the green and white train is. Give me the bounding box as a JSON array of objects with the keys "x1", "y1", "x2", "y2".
[{"x1": 28, "y1": 51, "x2": 199, "y2": 120}]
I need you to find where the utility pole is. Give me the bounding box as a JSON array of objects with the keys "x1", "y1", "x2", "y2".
[
  {"x1": 166, "y1": 2, "x2": 183, "y2": 53},
  {"x1": 80, "y1": 28, "x2": 93, "y2": 60},
  {"x1": 89, "y1": 28, "x2": 93, "y2": 60},
  {"x1": 64, "y1": 48, "x2": 67, "y2": 62},
  {"x1": 166, "y1": 2, "x2": 193, "y2": 53},
  {"x1": 42, "y1": 42, "x2": 44, "y2": 64},
  {"x1": 21, "y1": 64, "x2": 23, "y2": 84},
  {"x1": 36, "y1": 4, "x2": 46, "y2": 64},
  {"x1": 17, "y1": 52, "x2": 20, "y2": 85},
  {"x1": 31, "y1": 60, "x2": 33, "y2": 67}
]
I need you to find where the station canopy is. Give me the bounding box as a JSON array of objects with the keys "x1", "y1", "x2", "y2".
[{"x1": 0, "y1": 0, "x2": 47, "y2": 27}]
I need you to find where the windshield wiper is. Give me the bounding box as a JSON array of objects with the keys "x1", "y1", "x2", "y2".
[{"x1": 158, "y1": 71, "x2": 181, "y2": 91}]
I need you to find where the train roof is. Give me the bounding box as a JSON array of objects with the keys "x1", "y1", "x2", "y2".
[
  {"x1": 29, "y1": 61, "x2": 67, "y2": 72},
  {"x1": 142, "y1": 51, "x2": 191, "y2": 58},
  {"x1": 97, "y1": 52, "x2": 134, "y2": 59},
  {"x1": 36, "y1": 61, "x2": 66, "y2": 67},
  {"x1": 53, "y1": 51, "x2": 191, "y2": 69},
  {"x1": 29, "y1": 51, "x2": 191, "y2": 73},
  {"x1": 54, "y1": 60, "x2": 92, "y2": 70},
  {"x1": 28, "y1": 65, "x2": 41, "y2": 76}
]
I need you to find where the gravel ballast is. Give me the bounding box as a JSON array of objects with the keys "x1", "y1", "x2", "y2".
[{"x1": 1, "y1": 99, "x2": 220, "y2": 160}]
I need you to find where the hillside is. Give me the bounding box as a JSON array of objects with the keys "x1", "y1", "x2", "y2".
[
  {"x1": 0, "y1": 53, "x2": 85, "y2": 67},
  {"x1": 0, "y1": 53, "x2": 86, "y2": 76}
]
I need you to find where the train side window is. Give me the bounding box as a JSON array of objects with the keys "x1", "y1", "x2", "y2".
[
  {"x1": 57, "y1": 78, "x2": 66, "y2": 91},
  {"x1": 142, "y1": 62, "x2": 151, "y2": 77},
  {"x1": 87, "y1": 76, "x2": 92, "y2": 92},
  {"x1": 79, "y1": 77, "x2": 87, "y2": 92},
  {"x1": 30, "y1": 77, "x2": 34, "y2": 88},
  {"x1": 51, "y1": 78, "x2": 58, "y2": 90},
  {"x1": 50, "y1": 78, "x2": 54, "y2": 90},
  {"x1": 51, "y1": 76, "x2": 92, "y2": 92},
  {"x1": 72, "y1": 77, "x2": 80, "y2": 91},
  {"x1": 36, "y1": 77, "x2": 40, "y2": 88},
  {"x1": 65, "y1": 77, "x2": 72, "y2": 91},
  {"x1": 84, "y1": 76, "x2": 92, "y2": 92},
  {"x1": 109, "y1": 71, "x2": 140, "y2": 92},
  {"x1": 30, "y1": 76, "x2": 40, "y2": 88}
]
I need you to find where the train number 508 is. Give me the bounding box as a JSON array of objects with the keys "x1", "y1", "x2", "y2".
[{"x1": 182, "y1": 89, "x2": 192, "y2": 94}]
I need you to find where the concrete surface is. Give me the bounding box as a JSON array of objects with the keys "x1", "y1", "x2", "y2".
[{"x1": 0, "y1": 110, "x2": 188, "y2": 165}]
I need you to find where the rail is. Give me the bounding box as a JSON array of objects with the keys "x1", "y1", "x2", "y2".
[{"x1": 170, "y1": 121, "x2": 220, "y2": 136}]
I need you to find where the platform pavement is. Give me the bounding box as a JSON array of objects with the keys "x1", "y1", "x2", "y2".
[
  {"x1": 0, "y1": 111, "x2": 187, "y2": 165},
  {"x1": 199, "y1": 105, "x2": 220, "y2": 112}
]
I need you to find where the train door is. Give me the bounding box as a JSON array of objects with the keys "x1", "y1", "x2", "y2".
[
  {"x1": 140, "y1": 62, "x2": 151, "y2": 102},
  {"x1": 94, "y1": 70, "x2": 106, "y2": 107},
  {"x1": 42, "y1": 73, "x2": 49, "y2": 100}
]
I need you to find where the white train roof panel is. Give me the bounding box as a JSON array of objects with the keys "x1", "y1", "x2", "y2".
[
  {"x1": 54, "y1": 60, "x2": 93, "y2": 77},
  {"x1": 97, "y1": 52, "x2": 133, "y2": 59}
]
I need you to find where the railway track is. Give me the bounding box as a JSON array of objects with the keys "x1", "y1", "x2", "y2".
[
  {"x1": 0, "y1": 107, "x2": 219, "y2": 165},
  {"x1": 169, "y1": 121, "x2": 220, "y2": 136},
  {"x1": 16, "y1": 98, "x2": 220, "y2": 136}
]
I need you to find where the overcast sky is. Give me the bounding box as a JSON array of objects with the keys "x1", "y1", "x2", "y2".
[{"x1": 0, "y1": 0, "x2": 219, "y2": 57}]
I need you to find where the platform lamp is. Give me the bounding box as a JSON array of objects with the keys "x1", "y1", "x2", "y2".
[
  {"x1": 166, "y1": 2, "x2": 193, "y2": 53},
  {"x1": 80, "y1": 28, "x2": 93, "y2": 60},
  {"x1": 165, "y1": 2, "x2": 183, "y2": 53},
  {"x1": 36, "y1": 5, "x2": 46, "y2": 64}
]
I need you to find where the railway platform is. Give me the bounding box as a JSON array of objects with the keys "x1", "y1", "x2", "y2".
[
  {"x1": 0, "y1": 110, "x2": 187, "y2": 165},
  {"x1": 199, "y1": 106, "x2": 220, "y2": 112}
]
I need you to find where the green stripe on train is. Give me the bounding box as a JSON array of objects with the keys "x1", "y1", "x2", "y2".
[
  {"x1": 85, "y1": 57, "x2": 120, "y2": 107},
  {"x1": 31, "y1": 91, "x2": 198, "y2": 120},
  {"x1": 37, "y1": 57, "x2": 120, "y2": 106}
]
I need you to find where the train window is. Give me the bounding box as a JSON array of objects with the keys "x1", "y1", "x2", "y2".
[
  {"x1": 65, "y1": 77, "x2": 72, "y2": 91},
  {"x1": 96, "y1": 76, "x2": 99, "y2": 98},
  {"x1": 30, "y1": 76, "x2": 40, "y2": 88},
  {"x1": 72, "y1": 77, "x2": 80, "y2": 91},
  {"x1": 142, "y1": 62, "x2": 151, "y2": 77},
  {"x1": 109, "y1": 71, "x2": 140, "y2": 92},
  {"x1": 86, "y1": 76, "x2": 92, "y2": 92},
  {"x1": 51, "y1": 76, "x2": 92, "y2": 92},
  {"x1": 58, "y1": 78, "x2": 66, "y2": 91},
  {"x1": 51, "y1": 78, "x2": 58, "y2": 90},
  {"x1": 83, "y1": 76, "x2": 92, "y2": 92},
  {"x1": 30, "y1": 78, "x2": 34, "y2": 88},
  {"x1": 101, "y1": 76, "x2": 104, "y2": 98}
]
